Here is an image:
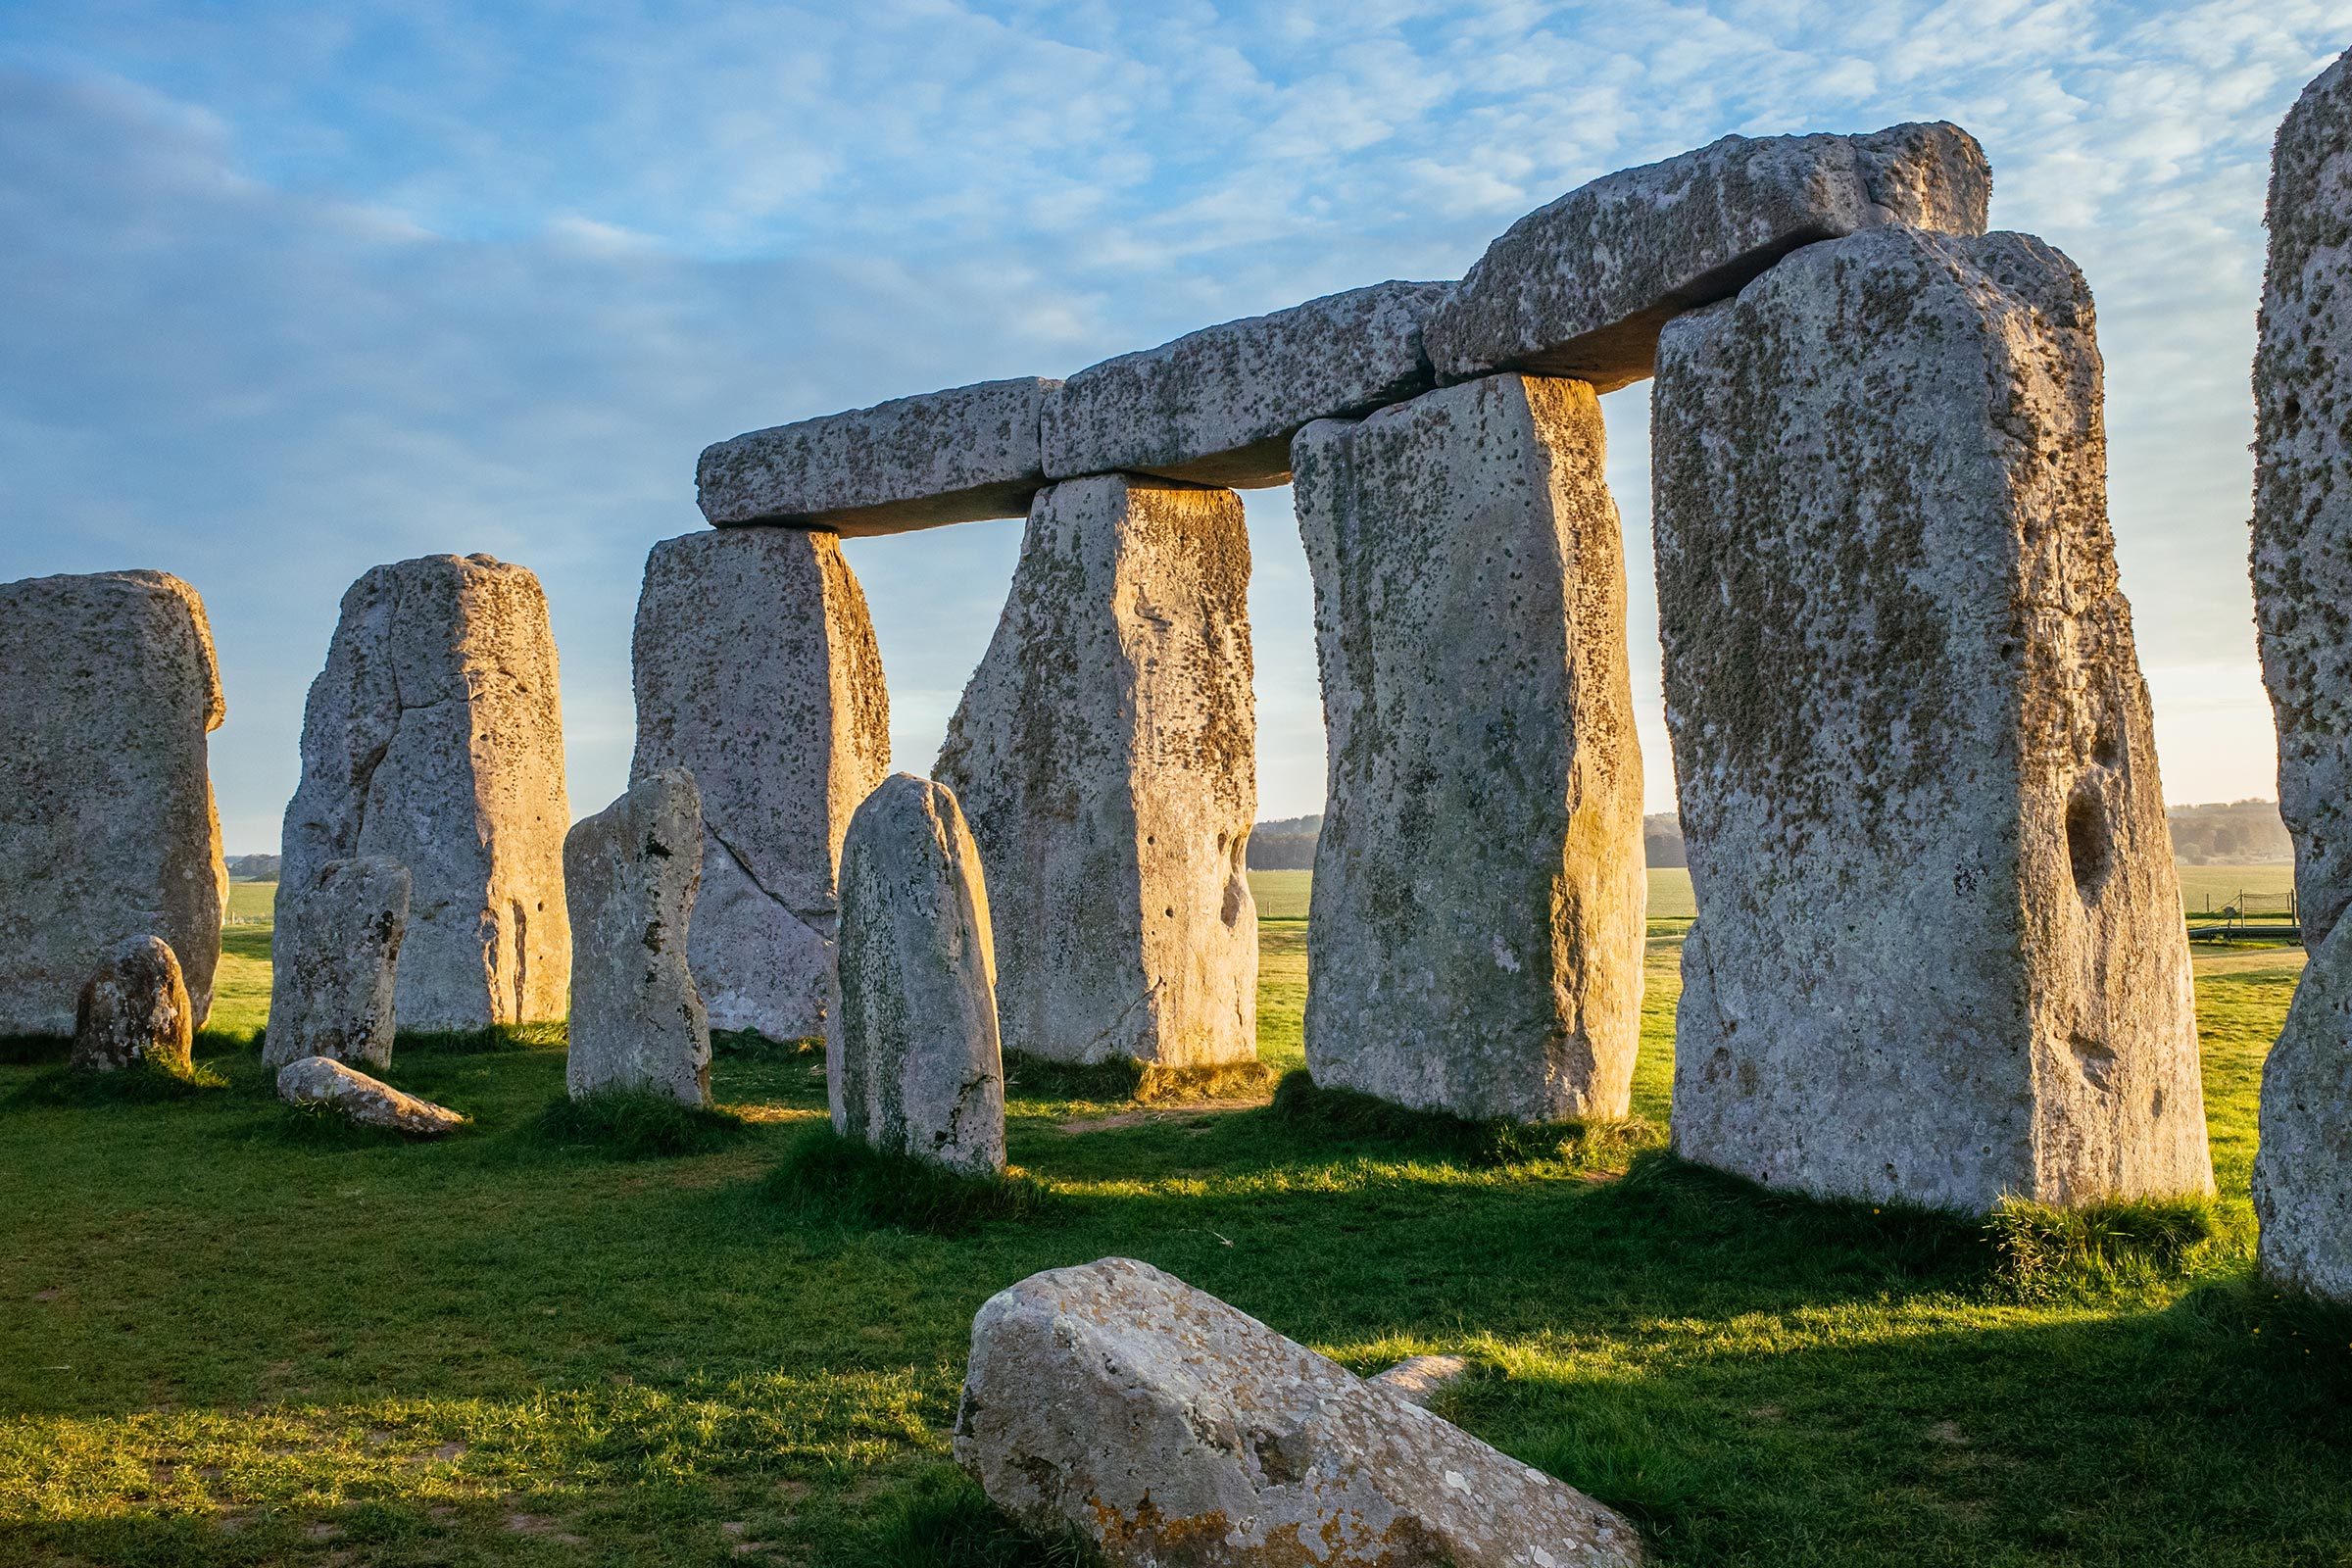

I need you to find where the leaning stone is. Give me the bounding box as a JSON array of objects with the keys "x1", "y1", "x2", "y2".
[
  {"x1": 832, "y1": 773, "x2": 1005, "y2": 1175},
  {"x1": 1040, "y1": 280, "x2": 1449, "y2": 489},
  {"x1": 276, "y1": 1054, "x2": 467, "y2": 1138},
  {"x1": 278, "y1": 555, "x2": 570, "y2": 1034},
  {"x1": 2253, "y1": 910, "x2": 2352, "y2": 1300},
  {"x1": 1425, "y1": 122, "x2": 1989, "y2": 390},
  {"x1": 2254, "y1": 48, "x2": 2352, "y2": 953},
  {"x1": 936, "y1": 475, "x2": 1257, "y2": 1069},
  {"x1": 631, "y1": 528, "x2": 890, "y2": 1045},
  {"x1": 0, "y1": 570, "x2": 226, "y2": 1035},
  {"x1": 1366, "y1": 1353, "x2": 1470, "y2": 1409},
  {"x1": 698, "y1": 377, "x2": 1057, "y2": 535},
  {"x1": 955, "y1": 1257, "x2": 1641, "y2": 1567},
  {"x1": 1652, "y1": 225, "x2": 2211, "y2": 1213},
  {"x1": 264, "y1": 858, "x2": 410, "y2": 1070},
  {"x1": 72, "y1": 936, "x2": 194, "y2": 1075},
  {"x1": 1292, "y1": 374, "x2": 1645, "y2": 1123},
  {"x1": 564, "y1": 769, "x2": 710, "y2": 1106}
]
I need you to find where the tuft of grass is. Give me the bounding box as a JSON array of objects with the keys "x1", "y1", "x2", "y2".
[
  {"x1": 760, "y1": 1125, "x2": 1052, "y2": 1236},
  {"x1": 400, "y1": 1021, "x2": 569, "y2": 1056},
  {"x1": 1134, "y1": 1059, "x2": 1277, "y2": 1103},
  {"x1": 10, "y1": 1057, "x2": 228, "y2": 1107},
  {"x1": 1269, "y1": 1069, "x2": 1656, "y2": 1171},
  {"x1": 814, "y1": 1464, "x2": 1101, "y2": 1568},
  {"x1": 1001, "y1": 1053, "x2": 1146, "y2": 1103},
  {"x1": 250, "y1": 1100, "x2": 420, "y2": 1150},
  {"x1": 1986, "y1": 1194, "x2": 2227, "y2": 1301},
  {"x1": 524, "y1": 1088, "x2": 748, "y2": 1159},
  {"x1": 711, "y1": 1029, "x2": 824, "y2": 1059}
]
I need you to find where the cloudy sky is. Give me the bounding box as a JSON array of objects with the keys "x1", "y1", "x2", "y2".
[{"x1": 1, "y1": 2, "x2": 2340, "y2": 853}]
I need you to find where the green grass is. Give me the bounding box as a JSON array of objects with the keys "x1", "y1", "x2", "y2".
[
  {"x1": 0, "y1": 890, "x2": 2344, "y2": 1565},
  {"x1": 525, "y1": 1087, "x2": 749, "y2": 1160}
]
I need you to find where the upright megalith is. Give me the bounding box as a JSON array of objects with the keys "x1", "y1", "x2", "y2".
[
  {"x1": 1292, "y1": 374, "x2": 1645, "y2": 1123},
  {"x1": 73, "y1": 936, "x2": 194, "y2": 1075},
  {"x1": 264, "y1": 858, "x2": 410, "y2": 1070},
  {"x1": 631, "y1": 528, "x2": 890, "y2": 1045},
  {"x1": 936, "y1": 474, "x2": 1257, "y2": 1071},
  {"x1": 565, "y1": 768, "x2": 710, "y2": 1106},
  {"x1": 0, "y1": 570, "x2": 226, "y2": 1036},
  {"x1": 1653, "y1": 224, "x2": 2210, "y2": 1213},
  {"x1": 278, "y1": 555, "x2": 569, "y2": 1034},
  {"x1": 833, "y1": 773, "x2": 1005, "y2": 1175}
]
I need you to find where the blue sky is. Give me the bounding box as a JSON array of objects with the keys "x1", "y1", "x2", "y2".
[{"x1": 0, "y1": 1, "x2": 2340, "y2": 852}]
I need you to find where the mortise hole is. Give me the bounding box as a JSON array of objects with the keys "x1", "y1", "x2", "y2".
[{"x1": 2065, "y1": 784, "x2": 2112, "y2": 898}]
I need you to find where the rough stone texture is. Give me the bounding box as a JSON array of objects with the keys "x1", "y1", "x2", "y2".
[
  {"x1": 264, "y1": 858, "x2": 411, "y2": 1070},
  {"x1": 1041, "y1": 281, "x2": 1450, "y2": 489},
  {"x1": 832, "y1": 773, "x2": 1005, "y2": 1174},
  {"x1": 72, "y1": 935, "x2": 194, "y2": 1074},
  {"x1": 1426, "y1": 122, "x2": 1990, "y2": 392},
  {"x1": 936, "y1": 475, "x2": 1257, "y2": 1068},
  {"x1": 278, "y1": 555, "x2": 570, "y2": 1034},
  {"x1": 1652, "y1": 225, "x2": 2211, "y2": 1213},
  {"x1": 631, "y1": 528, "x2": 890, "y2": 1045},
  {"x1": 955, "y1": 1257, "x2": 1642, "y2": 1568},
  {"x1": 565, "y1": 768, "x2": 710, "y2": 1105},
  {"x1": 698, "y1": 377, "x2": 1057, "y2": 535},
  {"x1": 276, "y1": 1054, "x2": 467, "y2": 1137},
  {"x1": 1293, "y1": 375, "x2": 1644, "y2": 1123},
  {"x1": 2254, "y1": 49, "x2": 2352, "y2": 954},
  {"x1": 1365, "y1": 1354, "x2": 1469, "y2": 1409},
  {"x1": 2253, "y1": 908, "x2": 2352, "y2": 1300},
  {"x1": 0, "y1": 570, "x2": 225, "y2": 1035}
]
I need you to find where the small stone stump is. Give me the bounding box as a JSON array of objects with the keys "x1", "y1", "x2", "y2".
[
  {"x1": 265, "y1": 857, "x2": 410, "y2": 1070},
  {"x1": 277, "y1": 1055, "x2": 466, "y2": 1138},
  {"x1": 72, "y1": 936, "x2": 193, "y2": 1075},
  {"x1": 564, "y1": 768, "x2": 710, "y2": 1106},
  {"x1": 832, "y1": 773, "x2": 1005, "y2": 1176}
]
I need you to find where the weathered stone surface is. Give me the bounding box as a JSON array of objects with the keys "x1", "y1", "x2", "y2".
[
  {"x1": 631, "y1": 528, "x2": 890, "y2": 1045},
  {"x1": 2253, "y1": 910, "x2": 2352, "y2": 1300},
  {"x1": 1041, "y1": 281, "x2": 1449, "y2": 489},
  {"x1": 832, "y1": 773, "x2": 1004, "y2": 1174},
  {"x1": 1366, "y1": 1353, "x2": 1469, "y2": 1409},
  {"x1": 698, "y1": 377, "x2": 1057, "y2": 535},
  {"x1": 278, "y1": 555, "x2": 570, "y2": 1034},
  {"x1": 565, "y1": 768, "x2": 710, "y2": 1105},
  {"x1": 1652, "y1": 225, "x2": 2210, "y2": 1213},
  {"x1": 2254, "y1": 48, "x2": 2352, "y2": 954},
  {"x1": 265, "y1": 858, "x2": 411, "y2": 1070},
  {"x1": 936, "y1": 475, "x2": 1257, "y2": 1067},
  {"x1": 1293, "y1": 375, "x2": 1644, "y2": 1123},
  {"x1": 276, "y1": 1054, "x2": 467, "y2": 1137},
  {"x1": 72, "y1": 935, "x2": 193, "y2": 1074},
  {"x1": 955, "y1": 1257, "x2": 1641, "y2": 1567},
  {"x1": 1426, "y1": 122, "x2": 1989, "y2": 392},
  {"x1": 0, "y1": 570, "x2": 225, "y2": 1035}
]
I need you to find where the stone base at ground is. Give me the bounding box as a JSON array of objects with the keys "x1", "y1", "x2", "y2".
[
  {"x1": 72, "y1": 936, "x2": 193, "y2": 1075},
  {"x1": 565, "y1": 769, "x2": 710, "y2": 1106},
  {"x1": 277, "y1": 1055, "x2": 466, "y2": 1137},
  {"x1": 265, "y1": 857, "x2": 410, "y2": 1070},
  {"x1": 2254, "y1": 908, "x2": 2352, "y2": 1300}
]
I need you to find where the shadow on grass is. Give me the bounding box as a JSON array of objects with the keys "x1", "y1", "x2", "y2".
[
  {"x1": 397, "y1": 1020, "x2": 569, "y2": 1056},
  {"x1": 518, "y1": 1087, "x2": 749, "y2": 1159},
  {"x1": 812, "y1": 1464, "x2": 1100, "y2": 1568},
  {"x1": 1269, "y1": 1069, "x2": 1656, "y2": 1172},
  {"x1": 9, "y1": 1058, "x2": 228, "y2": 1107},
  {"x1": 760, "y1": 1124, "x2": 1054, "y2": 1236},
  {"x1": 712, "y1": 1028, "x2": 824, "y2": 1059},
  {"x1": 1004, "y1": 1052, "x2": 1275, "y2": 1108},
  {"x1": 246, "y1": 1100, "x2": 427, "y2": 1150}
]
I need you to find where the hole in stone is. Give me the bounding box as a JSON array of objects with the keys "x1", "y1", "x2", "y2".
[
  {"x1": 2091, "y1": 717, "x2": 2123, "y2": 769},
  {"x1": 2065, "y1": 783, "x2": 2112, "y2": 897},
  {"x1": 2070, "y1": 1034, "x2": 2117, "y2": 1092}
]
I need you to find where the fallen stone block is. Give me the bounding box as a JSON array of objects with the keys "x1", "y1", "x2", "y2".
[
  {"x1": 955, "y1": 1256, "x2": 1641, "y2": 1567},
  {"x1": 276, "y1": 1054, "x2": 467, "y2": 1137},
  {"x1": 1425, "y1": 122, "x2": 1989, "y2": 391},
  {"x1": 565, "y1": 768, "x2": 710, "y2": 1106},
  {"x1": 265, "y1": 857, "x2": 410, "y2": 1071},
  {"x1": 73, "y1": 935, "x2": 194, "y2": 1075}
]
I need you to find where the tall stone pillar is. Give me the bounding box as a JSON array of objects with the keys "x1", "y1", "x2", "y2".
[
  {"x1": 2250, "y1": 46, "x2": 2352, "y2": 1300},
  {"x1": 1653, "y1": 225, "x2": 2211, "y2": 1213},
  {"x1": 1292, "y1": 374, "x2": 1645, "y2": 1123},
  {"x1": 631, "y1": 527, "x2": 890, "y2": 1044},
  {"x1": 936, "y1": 474, "x2": 1257, "y2": 1071},
  {"x1": 278, "y1": 554, "x2": 570, "y2": 1033}
]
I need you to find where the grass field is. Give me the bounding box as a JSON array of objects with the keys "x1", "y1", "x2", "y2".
[{"x1": 1, "y1": 876, "x2": 2344, "y2": 1566}]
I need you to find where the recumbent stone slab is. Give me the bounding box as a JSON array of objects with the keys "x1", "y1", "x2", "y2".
[
  {"x1": 265, "y1": 857, "x2": 411, "y2": 1070},
  {"x1": 565, "y1": 768, "x2": 710, "y2": 1105},
  {"x1": 1293, "y1": 374, "x2": 1645, "y2": 1123},
  {"x1": 1040, "y1": 280, "x2": 1449, "y2": 489},
  {"x1": 832, "y1": 773, "x2": 1005, "y2": 1175},
  {"x1": 278, "y1": 554, "x2": 570, "y2": 1033},
  {"x1": 73, "y1": 935, "x2": 194, "y2": 1075},
  {"x1": 631, "y1": 527, "x2": 890, "y2": 1045},
  {"x1": 936, "y1": 474, "x2": 1258, "y2": 1068},
  {"x1": 0, "y1": 570, "x2": 226, "y2": 1035},
  {"x1": 277, "y1": 1054, "x2": 467, "y2": 1137},
  {"x1": 1425, "y1": 122, "x2": 1989, "y2": 392},
  {"x1": 954, "y1": 1256, "x2": 1642, "y2": 1567},
  {"x1": 1652, "y1": 224, "x2": 2211, "y2": 1213},
  {"x1": 698, "y1": 377, "x2": 1057, "y2": 536}
]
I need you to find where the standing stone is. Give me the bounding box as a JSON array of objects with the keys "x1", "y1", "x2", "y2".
[
  {"x1": 631, "y1": 528, "x2": 890, "y2": 1045},
  {"x1": 936, "y1": 475, "x2": 1257, "y2": 1072},
  {"x1": 1652, "y1": 225, "x2": 2211, "y2": 1213},
  {"x1": 0, "y1": 570, "x2": 226, "y2": 1035},
  {"x1": 72, "y1": 936, "x2": 194, "y2": 1075},
  {"x1": 832, "y1": 773, "x2": 1005, "y2": 1175},
  {"x1": 955, "y1": 1257, "x2": 1642, "y2": 1568},
  {"x1": 264, "y1": 857, "x2": 411, "y2": 1070},
  {"x1": 2251, "y1": 47, "x2": 2352, "y2": 1300},
  {"x1": 564, "y1": 768, "x2": 710, "y2": 1106},
  {"x1": 1292, "y1": 374, "x2": 1645, "y2": 1123},
  {"x1": 278, "y1": 555, "x2": 570, "y2": 1034}
]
